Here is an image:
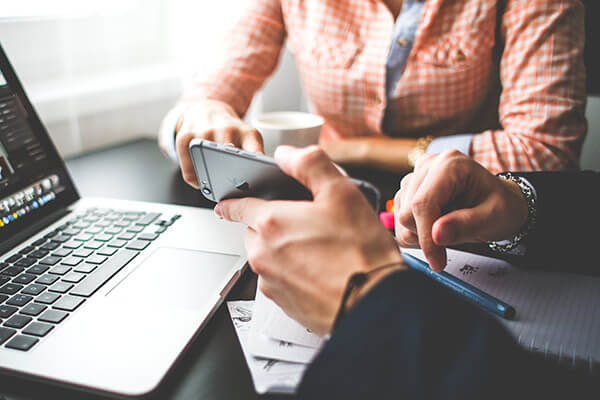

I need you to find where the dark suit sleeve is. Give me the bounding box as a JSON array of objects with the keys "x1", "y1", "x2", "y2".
[
  {"x1": 514, "y1": 171, "x2": 600, "y2": 274},
  {"x1": 297, "y1": 271, "x2": 596, "y2": 400}
]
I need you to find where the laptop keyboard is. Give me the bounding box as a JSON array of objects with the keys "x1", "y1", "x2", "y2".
[{"x1": 0, "y1": 207, "x2": 180, "y2": 352}]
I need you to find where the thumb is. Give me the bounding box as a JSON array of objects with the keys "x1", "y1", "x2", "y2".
[
  {"x1": 274, "y1": 145, "x2": 343, "y2": 196},
  {"x1": 432, "y1": 206, "x2": 491, "y2": 246}
]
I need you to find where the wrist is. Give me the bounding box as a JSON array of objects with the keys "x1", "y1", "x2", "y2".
[
  {"x1": 345, "y1": 262, "x2": 406, "y2": 311},
  {"x1": 502, "y1": 179, "x2": 529, "y2": 234},
  {"x1": 175, "y1": 100, "x2": 239, "y2": 136}
]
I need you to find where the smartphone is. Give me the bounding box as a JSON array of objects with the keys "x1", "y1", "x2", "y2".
[{"x1": 189, "y1": 139, "x2": 381, "y2": 210}]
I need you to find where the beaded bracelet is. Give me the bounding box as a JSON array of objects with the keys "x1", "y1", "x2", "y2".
[{"x1": 487, "y1": 172, "x2": 537, "y2": 253}]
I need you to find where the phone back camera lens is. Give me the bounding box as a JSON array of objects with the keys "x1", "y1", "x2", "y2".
[{"x1": 202, "y1": 187, "x2": 212, "y2": 196}]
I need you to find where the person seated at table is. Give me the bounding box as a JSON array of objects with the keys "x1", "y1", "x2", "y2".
[
  {"x1": 159, "y1": 0, "x2": 586, "y2": 188},
  {"x1": 214, "y1": 145, "x2": 598, "y2": 399}
]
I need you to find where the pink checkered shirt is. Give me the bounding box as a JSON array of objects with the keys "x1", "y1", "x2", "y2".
[{"x1": 165, "y1": 0, "x2": 587, "y2": 173}]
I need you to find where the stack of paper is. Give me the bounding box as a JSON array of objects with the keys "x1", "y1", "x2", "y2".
[{"x1": 227, "y1": 287, "x2": 325, "y2": 394}]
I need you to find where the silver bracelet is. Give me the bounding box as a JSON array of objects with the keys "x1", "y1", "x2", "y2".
[{"x1": 488, "y1": 172, "x2": 537, "y2": 253}]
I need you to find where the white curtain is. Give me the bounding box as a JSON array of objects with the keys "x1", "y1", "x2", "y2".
[{"x1": 0, "y1": 0, "x2": 305, "y2": 157}]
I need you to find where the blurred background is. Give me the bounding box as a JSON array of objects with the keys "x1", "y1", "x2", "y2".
[
  {"x1": 0, "y1": 0, "x2": 598, "y2": 169},
  {"x1": 0, "y1": 0, "x2": 308, "y2": 157}
]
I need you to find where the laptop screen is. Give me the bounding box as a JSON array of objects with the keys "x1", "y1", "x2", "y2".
[{"x1": 0, "y1": 45, "x2": 79, "y2": 246}]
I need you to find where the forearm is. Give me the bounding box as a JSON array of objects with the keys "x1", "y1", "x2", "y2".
[
  {"x1": 298, "y1": 270, "x2": 594, "y2": 399},
  {"x1": 321, "y1": 136, "x2": 416, "y2": 173}
]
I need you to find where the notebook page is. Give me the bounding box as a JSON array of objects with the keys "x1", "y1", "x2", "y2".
[{"x1": 402, "y1": 248, "x2": 600, "y2": 363}]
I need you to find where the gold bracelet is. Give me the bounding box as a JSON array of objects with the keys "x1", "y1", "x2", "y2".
[{"x1": 407, "y1": 135, "x2": 434, "y2": 169}]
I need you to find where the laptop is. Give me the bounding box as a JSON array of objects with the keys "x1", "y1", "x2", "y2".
[{"x1": 0, "y1": 45, "x2": 247, "y2": 396}]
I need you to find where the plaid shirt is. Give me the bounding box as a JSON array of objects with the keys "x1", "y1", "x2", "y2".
[{"x1": 169, "y1": 0, "x2": 586, "y2": 172}]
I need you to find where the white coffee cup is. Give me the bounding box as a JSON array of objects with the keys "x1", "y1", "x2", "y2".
[{"x1": 252, "y1": 111, "x2": 324, "y2": 157}]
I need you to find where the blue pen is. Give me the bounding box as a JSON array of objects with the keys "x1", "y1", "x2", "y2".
[{"x1": 402, "y1": 253, "x2": 516, "y2": 320}]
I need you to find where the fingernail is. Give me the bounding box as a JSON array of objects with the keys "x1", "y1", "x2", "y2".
[{"x1": 214, "y1": 204, "x2": 223, "y2": 219}]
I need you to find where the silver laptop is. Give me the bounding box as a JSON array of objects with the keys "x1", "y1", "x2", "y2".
[{"x1": 0, "y1": 45, "x2": 247, "y2": 396}]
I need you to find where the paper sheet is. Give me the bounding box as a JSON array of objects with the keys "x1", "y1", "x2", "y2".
[
  {"x1": 263, "y1": 305, "x2": 324, "y2": 349},
  {"x1": 247, "y1": 288, "x2": 320, "y2": 363},
  {"x1": 402, "y1": 248, "x2": 600, "y2": 364},
  {"x1": 228, "y1": 301, "x2": 307, "y2": 394}
]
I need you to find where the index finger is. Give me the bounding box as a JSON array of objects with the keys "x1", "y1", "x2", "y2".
[{"x1": 214, "y1": 197, "x2": 269, "y2": 230}]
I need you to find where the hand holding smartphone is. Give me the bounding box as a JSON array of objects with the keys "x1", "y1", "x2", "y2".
[{"x1": 189, "y1": 139, "x2": 381, "y2": 210}]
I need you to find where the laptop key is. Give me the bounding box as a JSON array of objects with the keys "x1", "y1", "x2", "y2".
[
  {"x1": 2, "y1": 266, "x2": 24, "y2": 276},
  {"x1": 0, "y1": 327, "x2": 16, "y2": 345},
  {"x1": 52, "y1": 248, "x2": 72, "y2": 258},
  {"x1": 20, "y1": 303, "x2": 47, "y2": 316},
  {"x1": 51, "y1": 234, "x2": 71, "y2": 243},
  {"x1": 22, "y1": 284, "x2": 46, "y2": 296},
  {"x1": 86, "y1": 255, "x2": 107, "y2": 265},
  {"x1": 136, "y1": 212, "x2": 160, "y2": 226},
  {"x1": 94, "y1": 233, "x2": 113, "y2": 242},
  {"x1": 13, "y1": 273, "x2": 36, "y2": 285},
  {"x1": 35, "y1": 292, "x2": 61, "y2": 305},
  {"x1": 83, "y1": 241, "x2": 103, "y2": 250},
  {"x1": 0, "y1": 294, "x2": 8, "y2": 303},
  {"x1": 74, "y1": 263, "x2": 96, "y2": 274},
  {"x1": 73, "y1": 248, "x2": 93, "y2": 258},
  {"x1": 29, "y1": 249, "x2": 49, "y2": 259},
  {"x1": 0, "y1": 305, "x2": 18, "y2": 318},
  {"x1": 117, "y1": 232, "x2": 135, "y2": 241},
  {"x1": 6, "y1": 294, "x2": 33, "y2": 307},
  {"x1": 126, "y1": 240, "x2": 150, "y2": 251},
  {"x1": 36, "y1": 275, "x2": 59, "y2": 285},
  {"x1": 26, "y1": 265, "x2": 49, "y2": 275},
  {"x1": 49, "y1": 265, "x2": 71, "y2": 276},
  {"x1": 61, "y1": 227, "x2": 81, "y2": 236},
  {"x1": 38, "y1": 309, "x2": 68, "y2": 324},
  {"x1": 32, "y1": 238, "x2": 47, "y2": 247},
  {"x1": 0, "y1": 276, "x2": 10, "y2": 287},
  {"x1": 19, "y1": 246, "x2": 35, "y2": 255},
  {"x1": 49, "y1": 282, "x2": 74, "y2": 293},
  {"x1": 62, "y1": 272, "x2": 85, "y2": 284},
  {"x1": 86, "y1": 226, "x2": 103, "y2": 235},
  {"x1": 107, "y1": 239, "x2": 127, "y2": 248},
  {"x1": 73, "y1": 233, "x2": 94, "y2": 242},
  {"x1": 126, "y1": 225, "x2": 144, "y2": 233},
  {"x1": 71, "y1": 249, "x2": 138, "y2": 297},
  {"x1": 104, "y1": 227, "x2": 122, "y2": 235},
  {"x1": 39, "y1": 256, "x2": 61, "y2": 266},
  {"x1": 22, "y1": 322, "x2": 54, "y2": 337},
  {"x1": 40, "y1": 242, "x2": 60, "y2": 251},
  {"x1": 14, "y1": 258, "x2": 36, "y2": 268},
  {"x1": 5, "y1": 335, "x2": 38, "y2": 351},
  {"x1": 0, "y1": 283, "x2": 23, "y2": 295},
  {"x1": 53, "y1": 296, "x2": 85, "y2": 312},
  {"x1": 95, "y1": 220, "x2": 112, "y2": 228},
  {"x1": 4, "y1": 315, "x2": 32, "y2": 329},
  {"x1": 63, "y1": 240, "x2": 83, "y2": 249},
  {"x1": 60, "y1": 256, "x2": 83, "y2": 267},
  {"x1": 137, "y1": 233, "x2": 158, "y2": 241},
  {"x1": 96, "y1": 246, "x2": 118, "y2": 256},
  {"x1": 6, "y1": 254, "x2": 21, "y2": 263}
]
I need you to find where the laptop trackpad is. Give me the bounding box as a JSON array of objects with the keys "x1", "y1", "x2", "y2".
[{"x1": 107, "y1": 247, "x2": 240, "y2": 310}]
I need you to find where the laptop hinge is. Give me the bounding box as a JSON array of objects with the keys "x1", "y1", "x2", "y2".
[{"x1": 0, "y1": 207, "x2": 72, "y2": 257}]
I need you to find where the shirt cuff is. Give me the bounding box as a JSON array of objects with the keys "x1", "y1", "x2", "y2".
[
  {"x1": 158, "y1": 104, "x2": 188, "y2": 163},
  {"x1": 425, "y1": 134, "x2": 474, "y2": 156}
]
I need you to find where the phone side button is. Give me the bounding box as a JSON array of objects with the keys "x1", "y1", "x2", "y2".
[
  {"x1": 223, "y1": 146, "x2": 240, "y2": 154},
  {"x1": 240, "y1": 151, "x2": 257, "y2": 158}
]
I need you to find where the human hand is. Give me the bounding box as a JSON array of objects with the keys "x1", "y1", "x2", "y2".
[
  {"x1": 215, "y1": 146, "x2": 404, "y2": 336},
  {"x1": 175, "y1": 100, "x2": 264, "y2": 188},
  {"x1": 394, "y1": 150, "x2": 528, "y2": 271}
]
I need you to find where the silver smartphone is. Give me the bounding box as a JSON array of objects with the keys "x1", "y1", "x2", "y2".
[{"x1": 189, "y1": 139, "x2": 381, "y2": 210}]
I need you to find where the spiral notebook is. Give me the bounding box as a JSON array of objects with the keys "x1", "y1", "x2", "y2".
[{"x1": 402, "y1": 248, "x2": 600, "y2": 373}]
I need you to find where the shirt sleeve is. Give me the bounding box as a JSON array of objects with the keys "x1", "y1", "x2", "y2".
[
  {"x1": 426, "y1": 134, "x2": 473, "y2": 156},
  {"x1": 178, "y1": 0, "x2": 285, "y2": 118},
  {"x1": 470, "y1": 0, "x2": 586, "y2": 173},
  {"x1": 158, "y1": 104, "x2": 187, "y2": 163}
]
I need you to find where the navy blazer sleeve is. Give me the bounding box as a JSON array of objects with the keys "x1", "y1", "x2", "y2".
[
  {"x1": 297, "y1": 271, "x2": 597, "y2": 399},
  {"x1": 514, "y1": 171, "x2": 600, "y2": 274}
]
